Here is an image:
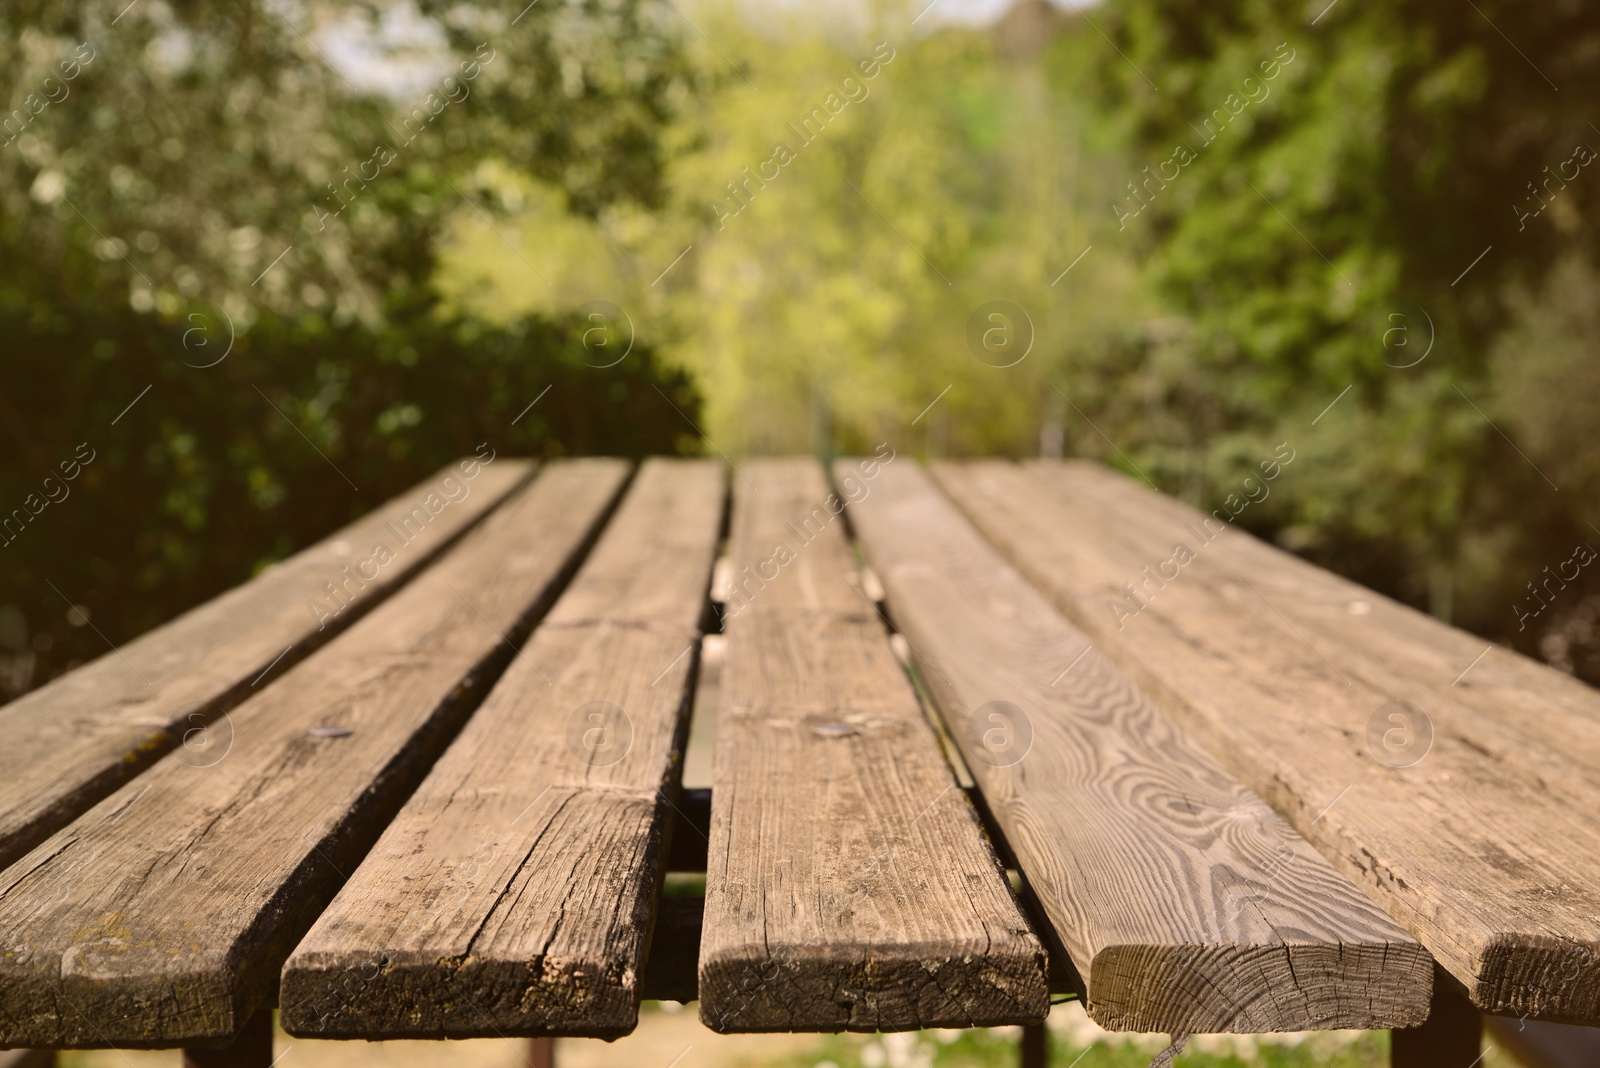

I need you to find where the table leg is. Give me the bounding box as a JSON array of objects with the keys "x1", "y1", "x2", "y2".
[
  {"x1": 1392, "y1": 979, "x2": 1480, "y2": 1068},
  {"x1": 527, "y1": 1036, "x2": 555, "y2": 1068},
  {"x1": 1020, "y1": 1022, "x2": 1048, "y2": 1068},
  {"x1": 182, "y1": 1009, "x2": 274, "y2": 1068}
]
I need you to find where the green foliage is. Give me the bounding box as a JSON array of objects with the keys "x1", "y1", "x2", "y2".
[
  {"x1": 785, "y1": 1018, "x2": 1404, "y2": 1068},
  {"x1": 421, "y1": 0, "x2": 1600, "y2": 674},
  {"x1": 445, "y1": 6, "x2": 1149, "y2": 459},
  {"x1": 1085, "y1": 0, "x2": 1600, "y2": 655},
  {"x1": 0, "y1": 0, "x2": 688, "y2": 322},
  {"x1": 0, "y1": 298, "x2": 697, "y2": 696},
  {"x1": 0, "y1": 0, "x2": 695, "y2": 696}
]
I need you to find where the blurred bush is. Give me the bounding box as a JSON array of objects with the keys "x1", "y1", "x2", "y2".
[
  {"x1": 0, "y1": 288, "x2": 699, "y2": 698},
  {"x1": 0, "y1": 0, "x2": 696, "y2": 696},
  {"x1": 1083, "y1": 0, "x2": 1600, "y2": 675}
]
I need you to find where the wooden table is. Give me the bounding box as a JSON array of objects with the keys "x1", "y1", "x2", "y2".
[{"x1": 1, "y1": 456, "x2": 1595, "y2": 1067}]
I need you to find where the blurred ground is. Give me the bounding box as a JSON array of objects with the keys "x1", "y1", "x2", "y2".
[{"x1": 55, "y1": 1000, "x2": 1524, "y2": 1068}]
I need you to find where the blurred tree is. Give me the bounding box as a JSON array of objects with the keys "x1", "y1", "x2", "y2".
[
  {"x1": 0, "y1": 0, "x2": 695, "y2": 696},
  {"x1": 447, "y1": 4, "x2": 1149, "y2": 460},
  {"x1": 1087, "y1": 0, "x2": 1600, "y2": 668},
  {"x1": 665, "y1": 14, "x2": 1147, "y2": 461},
  {"x1": 1, "y1": 0, "x2": 686, "y2": 322}
]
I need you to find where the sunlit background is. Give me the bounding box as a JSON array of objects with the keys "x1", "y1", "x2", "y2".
[{"x1": 3, "y1": 6, "x2": 1599, "y2": 1060}]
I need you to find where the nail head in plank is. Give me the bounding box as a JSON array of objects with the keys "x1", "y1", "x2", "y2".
[
  {"x1": 0, "y1": 460, "x2": 629, "y2": 1048},
  {"x1": 699, "y1": 457, "x2": 1048, "y2": 1034},
  {"x1": 936, "y1": 460, "x2": 1600, "y2": 1025},
  {"x1": 280, "y1": 459, "x2": 724, "y2": 1039},
  {"x1": 0, "y1": 458, "x2": 532, "y2": 872},
  {"x1": 841, "y1": 459, "x2": 1431, "y2": 1034}
]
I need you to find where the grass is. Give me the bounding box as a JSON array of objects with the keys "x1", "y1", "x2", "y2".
[
  {"x1": 773, "y1": 1001, "x2": 1523, "y2": 1068},
  {"x1": 52, "y1": 1001, "x2": 1525, "y2": 1068},
  {"x1": 790, "y1": 1023, "x2": 1391, "y2": 1068}
]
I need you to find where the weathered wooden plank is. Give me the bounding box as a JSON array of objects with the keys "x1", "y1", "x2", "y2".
[
  {"x1": 0, "y1": 456, "x2": 531, "y2": 873},
  {"x1": 934, "y1": 460, "x2": 1600, "y2": 1024},
  {"x1": 1025, "y1": 462, "x2": 1600, "y2": 1020},
  {"x1": 713, "y1": 456, "x2": 874, "y2": 623},
  {"x1": 279, "y1": 459, "x2": 723, "y2": 1040},
  {"x1": 841, "y1": 459, "x2": 1431, "y2": 1034},
  {"x1": 699, "y1": 457, "x2": 1048, "y2": 1034},
  {"x1": 1027, "y1": 460, "x2": 1600, "y2": 815},
  {"x1": 0, "y1": 460, "x2": 629, "y2": 1048}
]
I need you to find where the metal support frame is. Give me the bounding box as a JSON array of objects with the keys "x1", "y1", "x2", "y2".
[
  {"x1": 1392, "y1": 975, "x2": 1481, "y2": 1068},
  {"x1": 182, "y1": 1009, "x2": 275, "y2": 1068},
  {"x1": 1020, "y1": 1021, "x2": 1048, "y2": 1068}
]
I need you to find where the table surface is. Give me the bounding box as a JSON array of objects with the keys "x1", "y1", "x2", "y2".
[{"x1": 0, "y1": 455, "x2": 1594, "y2": 1049}]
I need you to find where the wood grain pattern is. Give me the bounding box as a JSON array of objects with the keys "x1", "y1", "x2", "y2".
[
  {"x1": 935, "y1": 460, "x2": 1600, "y2": 1025},
  {"x1": 841, "y1": 459, "x2": 1431, "y2": 1034},
  {"x1": 1028, "y1": 460, "x2": 1600, "y2": 816},
  {"x1": 280, "y1": 459, "x2": 723, "y2": 1039},
  {"x1": 699, "y1": 457, "x2": 1048, "y2": 1034},
  {"x1": 0, "y1": 460, "x2": 628, "y2": 1048},
  {"x1": 0, "y1": 458, "x2": 531, "y2": 873},
  {"x1": 713, "y1": 457, "x2": 874, "y2": 623}
]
